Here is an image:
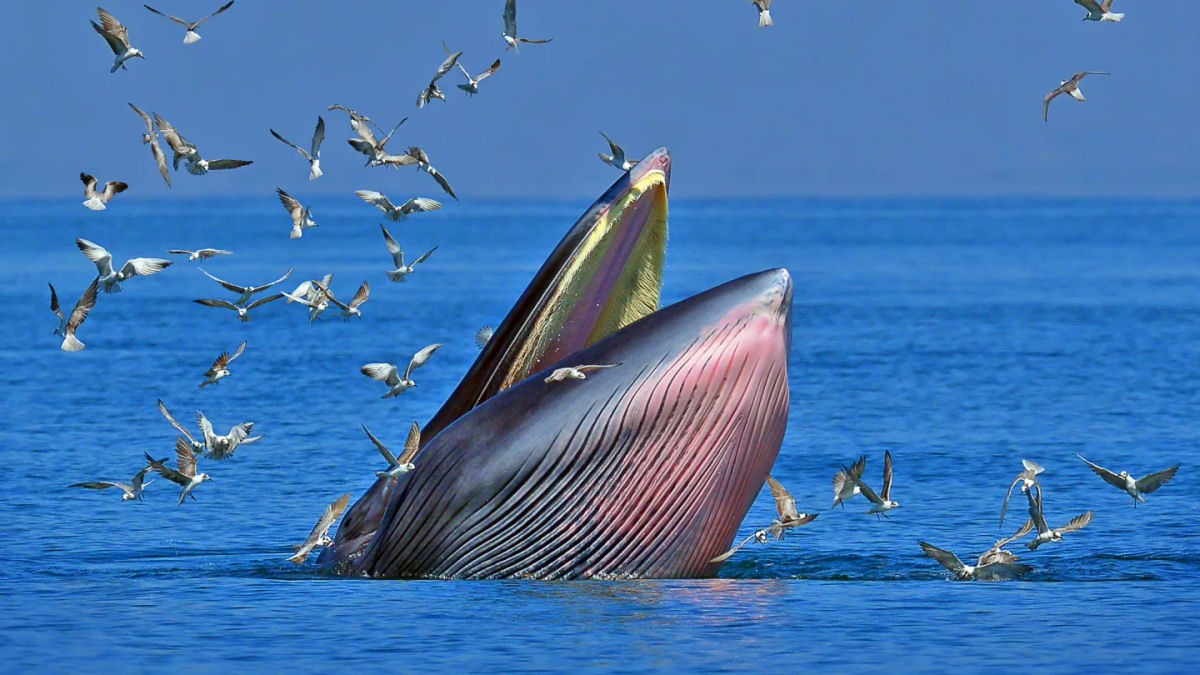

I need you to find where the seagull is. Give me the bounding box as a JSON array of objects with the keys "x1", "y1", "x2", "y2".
[
  {"x1": 270, "y1": 117, "x2": 325, "y2": 180},
  {"x1": 329, "y1": 105, "x2": 406, "y2": 166},
  {"x1": 168, "y1": 248, "x2": 232, "y2": 261},
  {"x1": 1043, "y1": 71, "x2": 1110, "y2": 121},
  {"x1": 919, "y1": 541, "x2": 1033, "y2": 581},
  {"x1": 750, "y1": 0, "x2": 773, "y2": 27},
  {"x1": 709, "y1": 476, "x2": 818, "y2": 563},
  {"x1": 199, "y1": 340, "x2": 246, "y2": 387},
  {"x1": 977, "y1": 519, "x2": 1034, "y2": 566},
  {"x1": 80, "y1": 172, "x2": 127, "y2": 211},
  {"x1": 1076, "y1": 454, "x2": 1179, "y2": 507},
  {"x1": 328, "y1": 104, "x2": 375, "y2": 141},
  {"x1": 277, "y1": 188, "x2": 317, "y2": 238},
  {"x1": 355, "y1": 191, "x2": 441, "y2": 221},
  {"x1": 502, "y1": 0, "x2": 552, "y2": 52},
  {"x1": 144, "y1": 441, "x2": 212, "y2": 506},
  {"x1": 1075, "y1": 0, "x2": 1124, "y2": 22},
  {"x1": 196, "y1": 412, "x2": 261, "y2": 460},
  {"x1": 831, "y1": 455, "x2": 866, "y2": 509},
  {"x1": 153, "y1": 112, "x2": 252, "y2": 174},
  {"x1": 377, "y1": 224, "x2": 437, "y2": 282},
  {"x1": 417, "y1": 44, "x2": 463, "y2": 109},
  {"x1": 544, "y1": 364, "x2": 619, "y2": 383},
  {"x1": 598, "y1": 133, "x2": 638, "y2": 172},
  {"x1": 474, "y1": 325, "x2": 493, "y2": 349},
  {"x1": 199, "y1": 267, "x2": 291, "y2": 306},
  {"x1": 287, "y1": 493, "x2": 350, "y2": 564},
  {"x1": 128, "y1": 103, "x2": 171, "y2": 186},
  {"x1": 361, "y1": 343, "x2": 442, "y2": 398},
  {"x1": 328, "y1": 281, "x2": 370, "y2": 319},
  {"x1": 846, "y1": 450, "x2": 899, "y2": 519},
  {"x1": 1025, "y1": 488, "x2": 1092, "y2": 550},
  {"x1": 193, "y1": 294, "x2": 283, "y2": 322},
  {"x1": 76, "y1": 238, "x2": 172, "y2": 293},
  {"x1": 157, "y1": 399, "x2": 206, "y2": 454},
  {"x1": 999, "y1": 459, "x2": 1045, "y2": 527},
  {"x1": 92, "y1": 7, "x2": 144, "y2": 73},
  {"x1": 455, "y1": 56, "x2": 501, "y2": 96},
  {"x1": 363, "y1": 422, "x2": 421, "y2": 478},
  {"x1": 69, "y1": 465, "x2": 155, "y2": 502},
  {"x1": 281, "y1": 279, "x2": 332, "y2": 322},
  {"x1": 143, "y1": 1, "x2": 235, "y2": 44},
  {"x1": 387, "y1": 146, "x2": 458, "y2": 200},
  {"x1": 360, "y1": 119, "x2": 409, "y2": 167},
  {"x1": 50, "y1": 279, "x2": 98, "y2": 352}
]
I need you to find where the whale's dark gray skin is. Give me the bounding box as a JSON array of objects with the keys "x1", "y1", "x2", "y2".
[{"x1": 349, "y1": 268, "x2": 792, "y2": 579}]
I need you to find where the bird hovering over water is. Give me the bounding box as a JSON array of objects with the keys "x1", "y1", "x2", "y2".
[
  {"x1": 387, "y1": 146, "x2": 458, "y2": 200},
  {"x1": 377, "y1": 224, "x2": 437, "y2": 282},
  {"x1": 1074, "y1": 0, "x2": 1124, "y2": 22},
  {"x1": 199, "y1": 340, "x2": 246, "y2": 387},
  {"x1": 143, "y1": 1, "x2": 235, "y2": 44},
  {"x1": 277, "y1": 188, "x2": 317, "y2": 238},
  {"x1": 455, "y1": 56, "x2": 501, "y2": 96},
  {"x1": 49, "y1": 279, "x2": 98, "y2": 352},
  {"x1": 750, "y1": 0, "x2": 773, "y2": 27},
  {"x1": 287, "y1": 493, "x2": 350, "y2": 564},
  {"x1": 361, "y1": 343, "x2": 442, "y2": 398},
  {"x1": 977, "y1": 519, "x2": 1034, "y2": 567},
  {"x1": 709, "y1": 476, "x2": 818, "y2": 563},
  {"x1": 417, "y1": 45, "x2": 462, "y2": 108},
  {"x1": 193, "y1": 293, "x2": 283, "y2": 322},
  {"x1": 598, "y1": 133, "x2": 638, "y2": 172},
  {"x1": 1025, "y1": 488, "x2": 1092, "y2": 550},
  {"x1": 1076, "y1": 454, "x2": 1179, "y2": 507},
  {"x1": 328, "y1": 281, "x2": 370, "y2": 319},
  {"x1": 355, "y1": 191, "x2": 441, "y2": 222},
  {"x1": 80, "y1": 172, "x2": 127, "y2": 211},
  {"x1": 92, "y1": 7, "x2": 144, "y2": 72},
  {"x1": 831, "y1": 455, "x2": 866, "y2": 509},
  {"x1": 76, "y1": 238, "x2": 172, "y2": 293},
  {"x1": 270, "y1": 117, "x2": 325, "y2": 180},
  {"x1": 281, "y1": 278, "x2": 333, "y2": 322},
  {"x1": 69, "y1": 464, "x2": 155, "y2": 502},
  {"x1": 199, "y1": 267, "x2": 291, "y2": 305},
  {"x1": 168, "y1": 248, "x2": 232, "y2": 261},
  {"x1": 1043, "y1": 71, "x2": 1109, "y2": 121},
  {"x1": 144, "y1": 442, "x2": 211, "y2": 505},
  {"x1": 196, "y1": 412, "x2": 261, "y2": 460},
  {"x1": 154, "y1": 112, "x2": 252, "y2": 175},
  {"x1": 919, "y1": 540, "x2": 1033, "y2": 581},
  {"x1": 128, "y1": 103, "x2": 171, "y2": 186},
  {"x1": 363, "y1": 422, "x2": 422, "y2": 479},
  {"x1": 845, "y1": 450, "x2": 899, "y2": 519},
  {"x1": 502, "y1": 0, "x2": 552, "y2": 51},
  {"x1": 999, "y1": 459, "x2": 1045, "y2": 527},
  {"x1": 544, "y1": 364, "x2": 619, "y2": 383}
]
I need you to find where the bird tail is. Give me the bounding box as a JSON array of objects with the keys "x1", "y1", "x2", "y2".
[
  {"x1": 759, "y1": 9, "x2": 773, "y2": 27},
  {"x1": 286, "y1": 550, "x2": 307, "y2": 564},
  {"x1": 1102, "y1": 12, "x2": 1124, "y2": 22},
  {"x1": 309, "y1": 163, "x2": 322, "y2": 181},
  {"x1": 290, "y1": 225, "x2": 302, "y2": 239},
  {"x1": 60, "y1": 334, "x2": 85, "y2": 352},
  {"x1": 82, "y1": 198, "x2": 106, "y2": 211},
  {"x1": 386, "y1": 270, "x2": 404, "y2": 282},
  {"x1": 183, "y1": 31, "x2": 201, "y2": 44}
]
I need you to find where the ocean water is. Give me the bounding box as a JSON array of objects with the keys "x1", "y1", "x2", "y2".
[{"x1": 3, "y1": 197, "x2": 1198, "y2": 671}]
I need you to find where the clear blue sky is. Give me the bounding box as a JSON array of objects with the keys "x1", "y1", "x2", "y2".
[{"x1": 5, "y1": 1, "x2": 1199, "y2": 200}]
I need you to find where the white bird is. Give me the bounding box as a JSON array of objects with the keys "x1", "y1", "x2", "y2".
[
  {"x1": 143, "y1": 1, "x2": 235, "y2": 44},
  {"x1": 474, "y1": 325, "x2": 493, "y2": 350},
  {"x1": 544, "y1": 364, "x2": 619, "y2": 383},
  {"x1": 154, "y1": 112, "x2": 253, "y2": 175},
  {"x1": 193, "y1": 293, "x2": 283, "y2": 322},
  {"x1": 363, "y1": 422, "x2": 422, "y2": 479},
  {"x1": 920, "y1": 541, "x2": 1033, "y2": 581},
  {"x1": 597, "y1": 133, "x2": 638, "y2": 172},
  {"x1": 1075, "y1": 0, "x2": 1124, "y2": 22},
  {"x1": 846, "y1": 450, "x2": 899, "y2": 519},
  {"x1": 999, "y1": 459, "x2": 1045, "y2": 527},
  {"x1": 1043, "y1": 71, "x2": 1110, "y2": 121},
  {"x1": 50, "y1": 279, "x2": 98, "y2": 352},
  {"x1": 1026, "y1": 488, "x2": 1092, "y2": 550},
  {"x1": 287, "y1": 493, "x2": 350, "y2": 564},
  {"x1": 1076, "y1": 454, "x2": 1179, "y2": 507},
  {"x1": 382, "y1": 146, "x2": 458, "y2": 200},
  {"x1": 156, "y1": 399, "x2": 206, "y2": 455},
  {"x1": 355, "y1": 191, "x2": 441, "y2": 222},
  {"x1": 328, "y1": 281, "x2": 370, "y2": 319},
  {"x1": 455, "y1": 56, "x2": 501, "y2": 96},
  {"x1": 128, "y1": 103, "x2": 171, "y2": 186},
  {"x1": 168, "y1": 248, "x2": 232, "y2": 261},
  {"x1": 709, "y1": 476, "x2": 818, "y2": 563},
  {"x1": 144, "y1": 441, "x2": 212, "y2": 506},
  {"x1": 276, "y1": 188, "x2": 317, "y2": 239},
  {"x1": 196, "y1": 411, "x2": 261, "y2": 460},
  {"x1": 76, "y1": 238, "x2": 172, "y2": 293},
  {"x1": 750, "y1": 0, "x2": 773, "y2": 27},
  {"x1": 92, "y1": 7, "x2": 144, "y2": 73},
  {"x1": 69, "y1": 464, "x2": 155, "y2": 502},
  {"x1": 502, "y1": 0, "x2": 552, "y2": 51},
  {"x1": 270, "y1": 116, "x2": 325, "y2": 180},
  {"x1": 831, "y1": 455, "x2": 866, "y2": 509},
  {"x1": 418, "y1": 44, "x2": 462, "y2": 108},
  {"x1": 80, "y1": 172, "x2": 128, "y2": 211},
  {"x1": 199, "y1": 340, "x2": 246, "y2": 387},
  {"x1": 199, "y1": 267, "x2": 291, "y2": 306},
  {"x1": 361, "y1": 343, "x2": 442, "y2": 398},
  {"x1": 377, "y1": 224, "x2": 437, "y2": 282},
  {"x1": 281, "y1": 279, "x2": 332, "y2": 322},
  {"x1": 330, "y1": 105, "x2": 406, "y2": 167}
]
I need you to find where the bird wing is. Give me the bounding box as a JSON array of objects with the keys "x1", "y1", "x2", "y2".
[
  {"x1": 1021, "y1": 459, "x2": 1045, "y2": 475},
  {"x1": 576, "y1": 363, "x2": 618, "y2": 374},
  {"x1": 158, "y1": 399, "x2": 198, "y2": 445},
  {"x1": 378, "y1": 223, "x2": 404, "y2": 267},
  {"x1": 48, "y1": 283, "x2": 63, "y2": 321},
  {"x1": 276, "y1": 188, "x2": 303, "y2": 220},
  {"x1": 411, "y1": 246, "x2": 438, "y2": 266},
  {"x1": 153, "y1": 113, "x2": 195, "y2": 157},
  {"x1": 102, "y1": 181, "x2": 128, "y2": 201},
  {"x1": 428, "y1": 169, "x2": 458, "y2": 201},
  {"x1": 475, "y1": 59, "x2": 501, "y2": 82},
  {"x1": 1056, "y1": 511, "x2": 1093, "y2": 534},
  {"x1": 143, "y1": 4, "x2": 189, "y2": 26},
  {"x1": 431, "y1": 46, "x2": 462, "y2": 84},
  {"x1": 194, "y1": 297, "x2": 239, "y2": 311},
  {"x1": 396, "y1": 422, "x2": 421, "y2": 464},
  {"x1": 144, "y1": 452, "x2": 189, "y2": 486},
  {"x1": 200, "y1": 267, "x2": 248, "y2": 293},
  {"x1": 974, "y1": 562, "x2": 1032, "y2": 581},
  {"x1": 347, "y1": 281, "x2": 370, "y2": 309},
  {"x1": 306, "y1": 493, "x2": 351, "y2": 543},
  {"x1": 175, "y1": 437, "x2": 198, "y2": 477},
  {"x1": 920, "y1": 542, "x2": 967, "y2": 576},
  {"x1": 271, "y1": 129, "x2": 312, "y2": 161},
  {"x1": 600, "y1": 132, "x2": 625, "y2": 164},
  {"x1": 503, "y1": 0, "x2": 517, "y2": 36},
  {"x1": 399, "y1": 197, "x2": 442, "y2": 215},
  {"x1": 310, "y1": 116, "x2": 325, "y2": 156},
  {"x1": 517, "y1": 38, "x2": 552, "y2": 45},
  {"x1": 66, "y1": 279, "x2": 98, "y2": 333},
  {"x1": 849, "y1": 472, "x2": 883, "y2": 506},
  {"x1": 208, "y1": 351, "x2": 231, "y2": 375},
  {"x1": 1075, "y1": 0, "x2": 1104, "y2": 13},
  {"x1": 1076, "y1": 454, "x2": 1127, "y2": 490},
  {"x1": 70, "y1": 481, "x2": 131, "y2": 491},
  {"x1": 76, "y1": 238, "x2": 115, "y2": 277},
  {"x1": 880, "y1": 449, "x2": 894, "y2": 501},
  {"x1": 96, "y1": 8, "x2": 132, "y2": 50},
  {"x1": 246, "y1": 293, "x2": 284, "y2": 310},
  {"x1": 1073, "y1": 71, "x2": 1110, "y2": 85},
  {"x1": 147, "y1": 137, "x2": 171, "y2": 186},
  {"x1": 765, "y1": 475, "x2": 799, "y2": 520},
  {"x1": 996, "y1": 518, "x2": 1034, "y2": 549},
  {"x1": 356, "y1": 189, "x2": 395, "y2": 214},
  {"x1": 130, "y1": 464, "x2": 153, "y2": 492},
  {"x1": 1042, "y1": 87, "x2": 1065, "y2": 122},
  {"x1": 195, "y1": 412, "x2": 216, "y2": 445},
  {"x1": 403, "y1": 343, "x2": 442, "y2": 380},
  {"x1": 1099, "y1": 0, "x2": 1115, "y2": 11},
  {"x1": 128, "y1": 102, "x2": 154, "y2": 135},
  {"x1": 204, "y1": 159, "x2": 252, "y2": 170},
  {"x1": 474, "y1": 325, "x2": 493, "y2": 349},
  {"x1": 193, "y1": 0, "x2": 235, "y2": 27},
  {"x1": 1026, "y1": 488, "x2": 1049, "y2": 534},
  {"x1": 247, "y1": 268, "x2": 293, "y2": 294},
  {"x1": 361, "y1": 362, "x2": 401, "y2": 386},
  {"x1": 228, "y1": 340, "x2": 247, "y2": 363},
  {"x1": 998, "y1": 473, "x2": 1025, "y2": 527},
  {"x1": 80, "y1": 172, "x2": 99, "y2": 199},
  {"x1": 1135, "y1": 466, "x2": 1179, "y2": 494},
  {"x1": 118, "y1": 257, "x2": 172, "y2": 278},
  {"x1": 362, "y1": 424, "x2": 399, "y2": 466},
  {"x1": 227, "y1": 422, "x2": 253, "y2": 443}
]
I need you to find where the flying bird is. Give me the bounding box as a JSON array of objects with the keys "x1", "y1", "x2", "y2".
[
  {"x1": 330, "y1": 105, "x2": 407, "y2": 166},
  {"x1": 92, "y1": 7, "x2": 144, "y2": 72},
  {"x1": 281, "y1": 278, "x2": 333, "y2": 322},
  {"x1": 50, "y1": 279, "x2": 98, "y2": 352},
  {"x1": 361, "y1": 343, "x2": 442, "y2": 398},
  {"x1": 143, "y1": 1, "x2": 235, "y2": 43},
  {"x1": 199, "y1": 267, "x2": 291, "y2": 305},
  {"x1": 128, "y1": 103, "x2": 171, "y2": 186},
  {"x1": 277, "y1": 188, "x2": 317, "y2": 238},
  {"x1": 168, "y1": 248, "x2": 232, "y2": 261},
  {"x1": 764, "y1": 475, "x2": 819, "y2": 540},
  {"x1": 270, "y1": 117, "x2": 325, "y2": 180},
  {"x1": 750, "y1": 0, "x2": 773, "y2": 27},
  {"x1": 544, "y1": 364, "x2": 619, "y2": 383},
  {"x1": 502, "y1": 0, "x2": 552, "y2": 51},
  {"x1": 76, "y1": 238, "x2": 172, "y2": 293},
  {"x1": 144, "y1": 442, "x2": 211, "y2": 506},
  {"x1": 69, "y1": 464, "x2": 154, "y2": 502},
  {"x1": 196, "y1": 412, "x2": 261, "y2": 460},
  {"x1": 377, "y1": 224, "x2": 437, "y2": 282},
  {"x1": 845, "y1": 450, "x2": 899, "y2": 519},
  {"x1": 199, "y1": 340, "x2": 246, "y2": 387},
  {"x1": 363, "y1": 422, "x2": 422, "y2": 479},
  {"x1": 455, "y1": 56, "x2": 501, "y2": 96},
  {"x1": 831, "y1": 455, "x2": 866, "y2": 509},
  {"x1": 919, "y1": 541, "x2": 1033, "y2": 581},
  {"x1": 287, "y1": 493, "x2": 350, "y2": 564},
  {"x1": 1043, "y1": 71, "x2": 1109, "y2": 121},
  {"x1": 153, "y1": 112, "x2": 252, "y2": 175},
  {"x1": 474, "y1": 325, "x2": 493, "y2": 349},
  {"x1": 193, "y1": 294, "x2": 283, "y2": 322},
  {"x1": 386, "y1": 146, "x2": 458, "y2": 200},
  {"x1": 80, "y1": 172, "x2": 127, "y2": 211},
  {"x1": 417, "y1": 44, "x2": 462, "y2": 108},
  {"x1": 355, "y1": 191, "x2": 441, "y2": 221},
  {"x1": 598, "y1": 133, "x2": 638, "y2": 172},
  {"x1": 977, "y1": 520, "x2": 1034, "y2": 567},
  {"x1": 1025, "y1": 488, "x2": 1092, "y2": 550},
  {"x1": 1076, "y1": 454, "x2": 1179, "y2": 506},
  {"x1": 328, "y1": 281, "x2": 370, "y2": 319},
  {"x1": 156, "y1": 399, "x2": 206, "y2": 455},
  {"x1": 999, "y1": 459, "x2": 1045, "y2": 528},
  {"x1": 1074, "y1": 0, "x2": 1124, "y2": 22}
]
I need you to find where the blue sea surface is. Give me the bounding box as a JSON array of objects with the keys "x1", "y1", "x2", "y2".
[{"x1": 2, "y1": 197, "x2": 1198, "y2": 671}]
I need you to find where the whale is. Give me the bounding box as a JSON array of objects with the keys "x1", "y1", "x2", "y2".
[{"x1": 321, "y1": 149, "x2": 793, "y2": 578}]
